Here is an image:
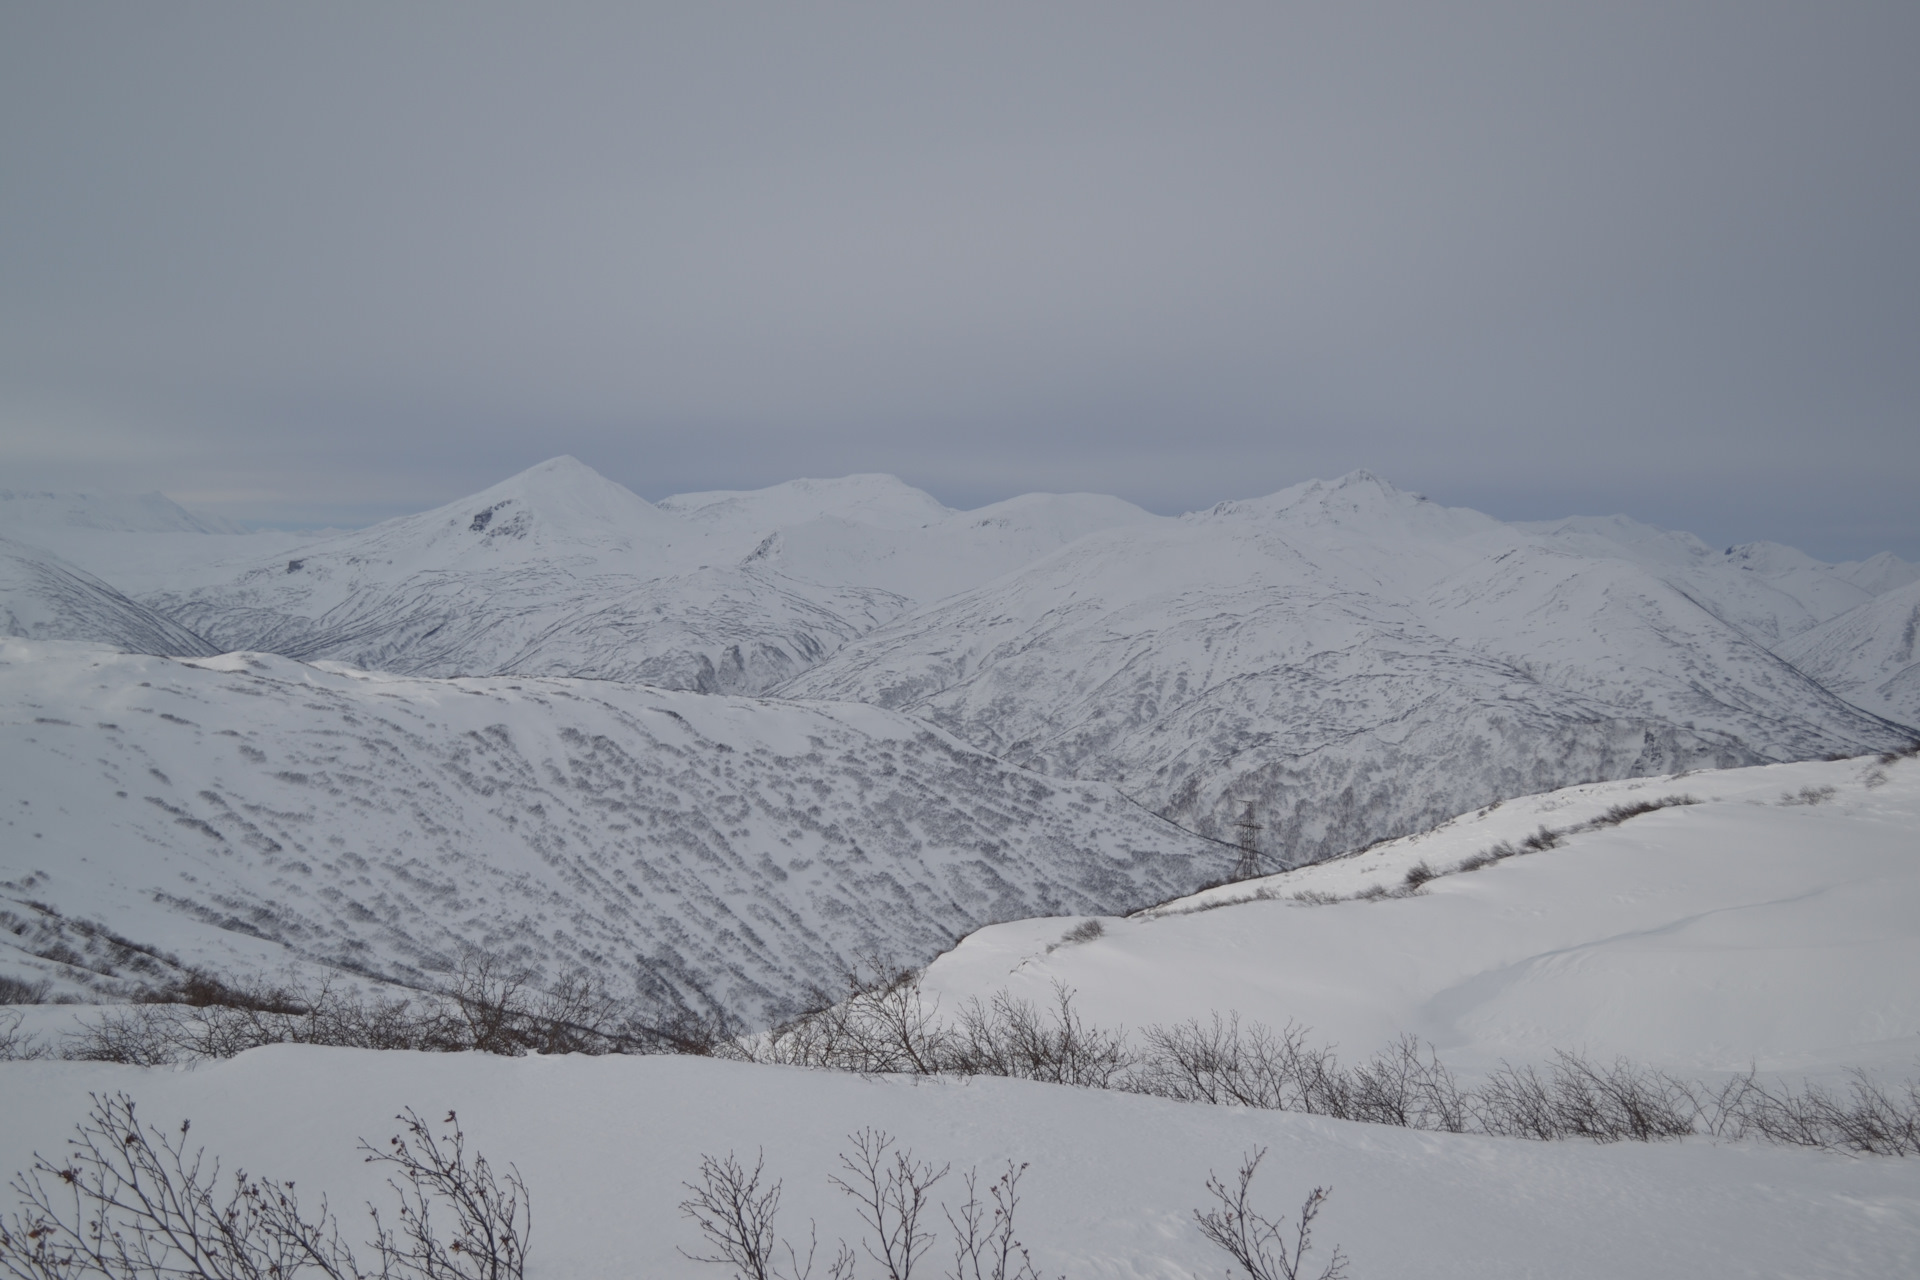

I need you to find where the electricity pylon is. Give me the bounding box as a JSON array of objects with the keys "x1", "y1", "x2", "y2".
[{"x1": 1232, "y1": 801, "x2": 1264, "y2": 880}]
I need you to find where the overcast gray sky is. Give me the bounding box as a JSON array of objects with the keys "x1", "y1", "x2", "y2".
[{"x1": 2, "y1": 3, "x2": 1915, "y2": 558}]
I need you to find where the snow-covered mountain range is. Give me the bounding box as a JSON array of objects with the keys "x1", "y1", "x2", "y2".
[
  {"x1": 788, "y1": 472, "x2": 1913, "y2": 857},
  {"x1": 132, "y1": 459, "x2": 1164, "y2": 693},
  {"x1": 0, "y1": 639, "x2": 1210, "y2": 1023}
]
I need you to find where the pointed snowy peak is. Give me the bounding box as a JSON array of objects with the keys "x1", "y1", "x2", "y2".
[
  {"x1": 438, "y1": 456, "x2": 676, "y2": 539},
  {"x1": 1199, "y1": 470, "x2": 1500, "y2": 543},
  {"x1": 660, "y1": 474, "x2": 954, "y2": 530},
  {"x1": 1831, "y1": 551, "x2": 1920, "y2": 596},
  {"x1": 276, "y1": 456, "x2": 684, "y2": 571}
]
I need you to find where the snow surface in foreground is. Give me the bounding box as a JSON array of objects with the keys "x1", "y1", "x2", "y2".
[
  {"x1": 1, "y1": 1049, "x2": 1915, "y2": 1279},
  {"x1": 924, "y1": 755, "x2": 1920, "y2": 1080}
]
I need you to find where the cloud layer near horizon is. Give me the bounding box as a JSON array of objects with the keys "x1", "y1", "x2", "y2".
[{"x1": 2, "y1": 4, "x2": 1915, "y2": 558}]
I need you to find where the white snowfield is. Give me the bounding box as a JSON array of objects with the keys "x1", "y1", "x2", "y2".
[
  {"x1": 0, "y1": 639, "x2": 1209, "y2": 1022},
  {"x1": 924, "y1": 754, "x2": 1920, "y2": 1081},
  {"x1": 0, "y1": 1049, "x2": 1914, "y2": 1279}
]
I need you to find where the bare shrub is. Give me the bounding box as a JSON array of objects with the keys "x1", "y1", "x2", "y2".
[
  {"x1": 1130, "y1": 1019, "x2": 1464, "y2": 1131},
  {"x1": 1057, "y1": 919, "x2": 1104, "y2": 946},
  {"x1": 945, "y1": 1163, "x2": 1047, "y2": 1280},
  {"x1": 61, "y1": 984, "x2": 452, "y2": 1065},
  {"x1": 750, "y1": 964, "x2": 953, "y2": 1075},
  {"x1": 681, "y1": 1150, "x2": 782, "y2": 1280},
  {"x1": 1400, "y1": 862, "x2": 1435, "y2": 892},
  {"x1": 1583, "y1": 795, "x2": 1699, "y2": 829},
  {"x1": 142, "y1": 968, "x2": 306, "y2": 1014},
  {"x1": 1711, "y1": 1069, "x2": 1920, "y2": 1156},
  {"x1": 56, "y1": 960, "x2": 697, "y2": 1065},
  {"x1": 1338, "y1": 1035, "x2": 1468, "y2": 1132},
  {"x1": 1474, "y1": 1052, "x2": 1700, "y2": 1142},
  {"x1": 365, "y1": 1108, "x2": 530, "y2": 1280},
  {"x1": 0, "y1": 1011, "x2": 46, "y2": 1061},
  {"x1": 684, "y1": 1139, "x2": 1061, "y2": 1280},
  {"x1": 830, "y1": 1130, "x2": 949, "y2": 1280},
  {"x1": 680, "y1": 1149, "x2": 854, "y2": 1280},
  {"x1": 1194, "y1": 1150, "x2": 1347, "y2": 1280},
  {"x1": 949, "y1": 986, "x2": 1133, "y2": 1088},
  {"x1": 1778, "y1": 785, "x2": 1837, "y2": 807},
  {"x1": 0, "y1": 976, "x2": 50, "y2": 1005},
  {"x1": 0, "y1": 1093, "x2": 528, "y2": 1280},
  {"x1": 1131, "y1": 1014, "x2": 1323, "y2": 1111},
  {"x1": 1518, "y1": 826, "x2": 1562, "y2": 853}
]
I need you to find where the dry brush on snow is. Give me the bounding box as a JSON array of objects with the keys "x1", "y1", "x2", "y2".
[{"x1": 0, "y1": 1094, "x2": 527, "y2": 1280}]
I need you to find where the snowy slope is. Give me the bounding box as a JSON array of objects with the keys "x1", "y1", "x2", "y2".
[
  {"x1": 0, "y1": 537, "x2": 216, "y2": 656},
  {"x1": 1519, "y1": 514, "x2": 1889, "y2": 645},
  {"x1": 659, "y1": 473, "x2": 955, "y2": 530},
  {"x1": 788, "y1": 473, "x2": 1911, "y2": 860},
  {"x1": 1833, "y1": 549, "x2": 1920, "y2": 596},
  {"x1": 1777, "y1": 579, "x2": 1920, "y2": 727},
  {"x1": 3, "y1": 1050, "x2": 1915, "y2": 1280},
  {"x1": 0, "y1": 489, "x2": 313, "y2": 598},
  {"x1": 0, "y1": 639, "x2": 1211, "y2": 1023},
  {"x1": 923, "y1": 754, "x2": 1920, "y2": 1080},
  {"x1": 737, "y1": 491, "x2": 1166, "y2": 601},
  {"x1": 145, "y1": 458, "x2": 913, "y2": 694}
]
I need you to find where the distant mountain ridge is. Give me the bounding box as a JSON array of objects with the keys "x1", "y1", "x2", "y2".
[
  {"x1": 785, "y1": 472, "x2": 1913, "y2": 860},
  {"x1": 135, "y1": 458, "x2": 1166, "y2": 690},
  {"x1": 1777, "y1": 578, "x2": 1920, "y2": 726},
  {"x1": 0, "y1": 488, "x2": 244, "y2": 535}
]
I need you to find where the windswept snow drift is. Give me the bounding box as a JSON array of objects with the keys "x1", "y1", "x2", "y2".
[
  {"x1": 922, "y1": 755, "x2": 1920, "y2": 1080},
  {"x1": 0, "y1": 640, "x2": 1211, "y2": 1022}
]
